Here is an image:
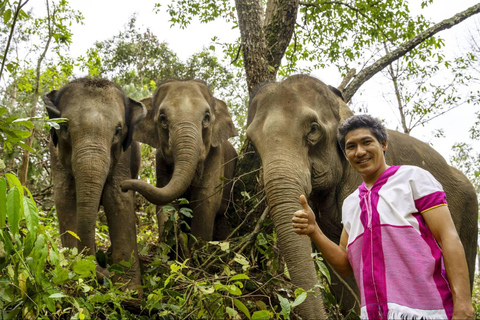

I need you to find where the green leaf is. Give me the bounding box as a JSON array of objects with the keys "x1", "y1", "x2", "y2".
[
  {"x1": 226, "y1": 284, "x2": 242, "y2": 296},
  {"x1": 33, "y1": 234, "x2": 48, "y2": 276},
  {"x1": 291, "y1": 292, "x2": 307, "y2": 308},
  {"x1": 73, "y1": 258, "x2": 96, "y2": 278},
  {"x1": 6, "y1": 187, "x2": 21, "y2": 236},
  {"x1": 315, "y1": 259, "x2": 331, "y2": 284},
  {"x1": 251, "y1": 310, "x2": 271, "y2": 320},
  {"x1": 3, "y1": 9, "x2": 11, "y2": 24},
  {"x1": 277, "y1": 294, "x2": 291, "y2": 317},
  {"x1": 23, "y1": 196, "x2": 38, "y2": 236},
  {"x1": 179, "y1": 207, "x2": 193, "y2": 218},
  {"x1": 226, "y1": 307, "x2": 239, "y2": 319},
  {"x1": 67, "y1": 230, "x2": 80, "y2": 241},
  {"x1": 12, "y1": 118, "x2": 34, "y2": 129},
  {"x1": 234, "y1": 299, "x2": 251, "y2": 319},
  {"x1": 177, "y1": 198, "x2": 189, "y2": 205},
  {"x1": 52, "y1": 266, "x2": 69, "y2": 285},
  {"x1": 0, "y1": 177, "x2": 6, "y2": 228},
  {"x1": 4, "y1": 173, "x2": 22, "y2": 189},
  {"x1": 14, "y1": 141, "x2": 35, "y2": 152},
  {"x1": 49, "y1": 292, "x2": 67, "y2": 299},
  {"x1": 108, "y1": 264, "x2": 125, "y2": 274},
  {"x1": 229, "y1": 274, "x2": 249, "y2": 282}
]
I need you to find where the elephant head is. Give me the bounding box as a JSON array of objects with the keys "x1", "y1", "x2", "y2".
[
  {"x1": 44, "y1": 78, "x2": 146, "y2": 254},
  {"x1": 246, "y1": 75, "x2": 358, "y2": 317},
  {"x1": 121, "y1": 79, "x2": 237, "y2": 205}
]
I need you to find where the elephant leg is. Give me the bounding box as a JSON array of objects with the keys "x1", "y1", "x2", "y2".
[
  {"x1": 190, "y1": 148, "x2": 224, "y2": 241},
  {"x1": 102, "y1": 166, "x2": 142, "y2": 294},
  {"x1": 156, "y1": 157, "x2": 173, "y2": 242},
  {"x1": 50, "y1": 149, "x2": 78, "y2": 248},
  {"x1": 190, "y1": 197, "x2": 217, "y2": 241}
]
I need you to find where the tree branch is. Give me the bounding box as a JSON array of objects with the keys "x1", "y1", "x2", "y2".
[
  {"x1": 337, "y1": 68, "x2": 356, "y2": 92},
  {"x1": 0, "y1": 0, "x2": 30, "y2": 81},
  {"x1": 343, "y1": 3, "x2": 480, "y2": 102},
  {"x1": 263, "y1": 0, "x2": 300, "y2": 73}
]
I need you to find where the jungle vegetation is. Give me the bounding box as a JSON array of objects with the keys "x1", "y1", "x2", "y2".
[{"x1": 0, "y1": 0, "x2": 480, "y2": 318}]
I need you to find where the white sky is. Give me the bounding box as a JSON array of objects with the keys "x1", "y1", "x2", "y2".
[{"x1": 26, "y1": 0, "x2": 480, "y2": 162}]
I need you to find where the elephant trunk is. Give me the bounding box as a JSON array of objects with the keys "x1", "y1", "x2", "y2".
[
  {"x1": 263, "y1": 155, "x2": 327, "y2": 319},
  {"x1": 121, "y1": 122, "x2": 201, "y2": 205},
  {"x1": 72, "y1": 144, "x2": 110, "y2": 255}
]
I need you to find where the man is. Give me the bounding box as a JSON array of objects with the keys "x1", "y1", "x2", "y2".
[{"x1": 292, "y1": 114, "x2": 474, "y2": 319}]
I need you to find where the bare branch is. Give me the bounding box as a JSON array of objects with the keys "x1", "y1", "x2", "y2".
[{"x1": 343, "y1": 3, "x2": 480, "y2": 102}]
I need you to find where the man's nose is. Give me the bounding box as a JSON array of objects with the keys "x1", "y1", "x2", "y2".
[{"x1": 356, "y1": 146, "x2": 366, "y2": 156}]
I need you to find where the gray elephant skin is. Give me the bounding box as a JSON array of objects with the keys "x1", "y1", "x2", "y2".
[
  {"x1": 246, "y1": 74, "x2": 478, "y2": 318},
  {"x1": 44, "y1": 78, "x2": 146, "y2": 292},
  {"x1": 121, "y1": 79, "x2": 238, "y2": 242}
]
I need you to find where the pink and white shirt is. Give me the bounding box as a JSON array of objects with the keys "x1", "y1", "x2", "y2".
[{"x1": 342, "y1": 165, "x2": 453, "y2": 320}]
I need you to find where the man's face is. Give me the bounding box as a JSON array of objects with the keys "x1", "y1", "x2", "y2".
[{"x1": 344, "y1": 127, "x2": 388, "y2": 184}]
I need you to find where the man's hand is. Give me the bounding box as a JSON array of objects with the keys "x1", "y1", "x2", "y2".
[{"x1": 292, "y1": 195, "x2": 318, "y2": 236}]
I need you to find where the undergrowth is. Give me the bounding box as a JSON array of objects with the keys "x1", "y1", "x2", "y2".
[{"x1": 0, "y1": 170, "x2": 353, "y2": 319}]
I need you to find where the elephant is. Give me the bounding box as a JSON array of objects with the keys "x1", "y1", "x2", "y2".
[
  {"x1": 245, "y1": 74, "x2": 478, "y2": 318},
  {"x1": 121, "y1": 79, "x2": 238, "y2": 242},
  {"x1": 44, "y1": 78, "x2": 146, "y2": 292}
]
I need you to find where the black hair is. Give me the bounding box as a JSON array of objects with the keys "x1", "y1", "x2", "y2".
[{"x1": 337, "y1": 114, "x2": 388, "y2": 153}]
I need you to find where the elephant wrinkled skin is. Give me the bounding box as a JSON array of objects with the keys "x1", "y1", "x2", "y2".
[
  {"x1": 246, "y1": 74, "x2": 478, "y2": 318},
  {"x1": 44, "y1": 78, "x2": 146, "y2": 292},
  {"x1": 121, "y1": 79, "x2": 237, "y2": 242}
]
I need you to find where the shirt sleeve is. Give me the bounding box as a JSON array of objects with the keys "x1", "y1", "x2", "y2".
[{"x1": 409, "y1": 167, "x2": 447, "y2": 213}]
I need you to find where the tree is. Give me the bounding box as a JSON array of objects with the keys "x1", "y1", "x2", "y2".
[
  {"x1": 383, "y1": 45, "x2": 476, "y2": 135},
  {"x1": 85, "y1": 15, "x2": 248, "y2": 147},
  {"x1": 2, "y1": 0, "x2": 83, "y2": 186}
]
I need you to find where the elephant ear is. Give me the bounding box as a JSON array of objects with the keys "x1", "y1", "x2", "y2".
[
  {"x1": 43, "y1": 90, "x2": 61, "y2": 147},
  {"x1": 212, "y1": 98, "x2": 237, "y2": 148},
  {"x1": 123, "y1": 97, "x2": 147, "y2": 151},
  {"x1": 328, "y1": 85, "x2": 353, "y2": 123},
  {"x1": 132, "y1": 97, "x2": 160, "y2": 149}
]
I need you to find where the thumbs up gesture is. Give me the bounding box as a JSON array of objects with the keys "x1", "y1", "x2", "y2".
[{"x1": 292, "y1": 195, "x2": 317, "y2": 236}]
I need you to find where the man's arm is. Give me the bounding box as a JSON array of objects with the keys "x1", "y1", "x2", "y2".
[
  {"x1": 292, "y1": 195, "x2": 353, "y2": 277},
  {"x1": 422, "y1": 205, "x2": 475, "y2": 320}
]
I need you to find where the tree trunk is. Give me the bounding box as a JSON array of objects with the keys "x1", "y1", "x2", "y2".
[
  {"x1": 19, "y1": 0, "x2": 53, "y2": 185},
  {"x1": 235, "y1": 0, "x2": 276, "y2": 96},
  {"x1": 264, "y1": 0, "x2": 300, "y2": 71}
]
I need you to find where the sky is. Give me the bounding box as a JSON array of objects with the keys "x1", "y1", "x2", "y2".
[{"x1": 26, "y1": 0, "x2": 480, "y2": 162}]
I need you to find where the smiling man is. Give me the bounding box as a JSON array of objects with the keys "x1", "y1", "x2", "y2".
[{"x1": 292, "y1": 114, "x2": 474, "y2": 320}]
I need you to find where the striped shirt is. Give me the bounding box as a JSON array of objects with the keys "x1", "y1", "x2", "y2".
[{"x1": 342, "y1": 165, "x2": 453, "y2": 320}]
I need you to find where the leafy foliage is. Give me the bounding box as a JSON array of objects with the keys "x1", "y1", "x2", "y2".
[{"x1": 0, "y1": 173, "x2": 343, "y2": 318}]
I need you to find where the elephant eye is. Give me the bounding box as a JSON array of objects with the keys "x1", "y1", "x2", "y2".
[
  {"x1": 307, "y1": 122, "x2": 323, "y2": 145},
  {"x1": 60, "y1": 123, "x2": 69, "y2": 135},
  {"x1": 203, "y1": 112, "x2": 211, "y2": 127},
  {"x1": 114, "y1": 125, "x2": 122, "y2": 136},
  {"x1": 159, "y1": 113, "x2": 168, "y2": 129}
]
